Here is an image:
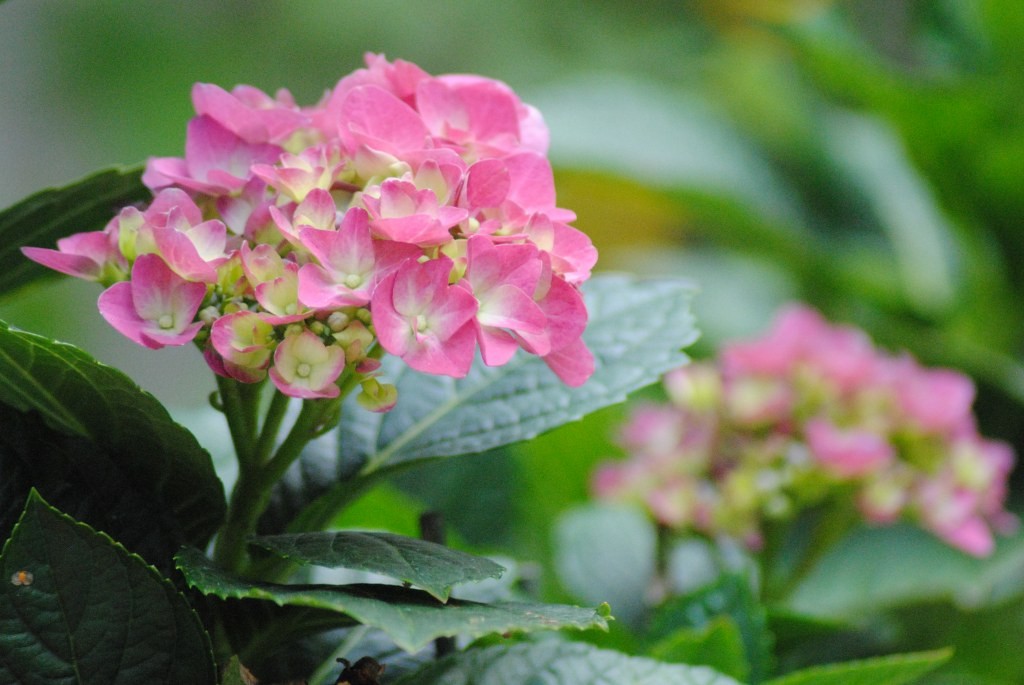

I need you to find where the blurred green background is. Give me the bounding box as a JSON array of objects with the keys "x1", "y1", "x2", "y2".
[{"x1": 3, "y1": 1, "x2": 1024, "y2": 678}]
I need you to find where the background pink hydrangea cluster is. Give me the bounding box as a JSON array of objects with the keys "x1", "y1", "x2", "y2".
[
  {"x1": 23, "y1": 54, "x2": 597, "y2": 405},
  {"x1": 593, "y1": 305, "x2": 1016, "y2": 556}
]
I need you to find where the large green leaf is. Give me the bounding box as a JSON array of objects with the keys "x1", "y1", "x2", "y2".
[
  {"x1": 0, "y1": 321, "x2": 225, "y2": 555},
  {"x1": 785, "y1": 524, "x2": 1024, "y2": 619},
  {"x1": 250, "y1": 531, "x2": 505, "y2": 602},
  {"x1": 763, "y1": 649, "x2": 952, "y2": 685},
  {"x1": 392, "y1": 639, "x2": 743, "y2": 685},
  {"x1": 0, "y1": 166, "x2": 148, "y2": 297},
  {"x1": 0, "y1": 412, "x2": 185, "y2": 575},
  {"x1": 176, "y1": 547, "x2": 609, "y2": 654},
  {"x1": 275, "y1": 274, "x2": 698, "y2": 533},
  {"x1": 347, "y1": 274, "x2": 697, "y2": 473},
  {"x1": 0, "y1": 492, "x2": 215, "y2": 685},
  {"x1": 553, "y1": 503, "x2": 656, "y2": 628}
]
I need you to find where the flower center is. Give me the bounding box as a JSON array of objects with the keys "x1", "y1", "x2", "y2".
[
  {"x1": 296, "y1": 362, "x2": 312, "y2": 379},
  {"x1": 157, "y1": 314, "x2": 175, "y2": 330},
  {"x1": 344, "y1": 273, "x2": 363, "y2": 289}
]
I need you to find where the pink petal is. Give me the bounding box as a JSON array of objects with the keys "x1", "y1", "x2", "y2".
[
  {"x1": 339, "y1": 85, "x2": 430, "y2": 155},
  {"x1": 372, "y1": 258, "x2": 479, "y2": 377},
  {"x1": 465, "y1": 159, "x2": 510, "y2": 209},
  {"x1": 148, "y1": 227, "x2": 220, "y2": 283},
  {"x1": 805, "y1": 418, "x2": 894, "y2": 478},
  {"x1": 184, "y1": 115, "x2": 282, "y2": 189},
  {"x1": 542, "y1": 337, "x2": 594, "y2": 387},
  {"x1": 97, "y1": 255, "x2": 206, "y2": 349},
  {"x1": 192, "y1": 82, "x2": 307, "y2": 144}
]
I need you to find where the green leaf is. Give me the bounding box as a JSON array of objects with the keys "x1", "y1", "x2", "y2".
[
  {"x1": 763, "y1": 649, "x2": 952, "y2": 685},
  {"x1": 534, "y1": 75, "x2": 802, "y2": 225},
  {"x1": 0, "y1": 166, "x2": 148, "y2": 297},
  {"x1": 250, "y1": 531, "x2": 505, "y2": 602},
  {"x1": 650, "y1": 573, "x2": 773, "y2": 684},
  {"x1": 0, "y1": 321, "x2": 225, "y2": 552},
  {"x1": 350, "y1": 274, "x2": 697, "y2": 472},
  {"x1": 767, "y1": 609, "x2": 850, "y2": 652},
  {"x1": 553, "y1": 503, "x2": 656, "y2": 628},
  {"x1": 0, "y1": 411, "x2": 184, "y2": 576},
  {"x1": 279, "y1": 274, "x2": 698, "y2": 532},
  {"x1": 784, "y1": 524, "x2": 1024, "y2": 619},
  {"x1": 822, "y1": 112, "x2": 960, "y2": 316},
  {"x1": 0, "y1": 491, "x2": 216, "y2": 685},
  {"x1": 391, "y1": 639, "x2": 744, "y2": 685},
  {"x1": 176, "y1": 547, "x2": 609, "y2": 654},
  {"x1": 649, "y1": 617, "x2": 751, "y2": 683}
]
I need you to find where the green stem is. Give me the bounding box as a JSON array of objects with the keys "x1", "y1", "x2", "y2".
[
  {"x1": 260, "y1": 397, "x2": 339, "y2": 494},
  {"x1": 252, "y1": 389, "x2": 291, "y2": 465},
  {"x1": 216, "y1": 374, "x2": 257, "y2": 468},
  {"x1": 762, "y1": 502, "x2": 858, "y2": 603},
  {"x1": 213, "y1": 392, "x2": 348, "y2": 574}
]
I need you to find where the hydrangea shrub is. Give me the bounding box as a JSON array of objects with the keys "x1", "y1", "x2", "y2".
[{"x1": 594, "y1": 305, "x2": 1017, "y2": 557}]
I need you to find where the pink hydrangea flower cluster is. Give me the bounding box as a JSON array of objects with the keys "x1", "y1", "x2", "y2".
[
  {"x1": 23, "y1": 55, "x2": 596, "y2": 406},
  {"x1": 592, "y1": 305, "x2": 1016, "y2": 556}
]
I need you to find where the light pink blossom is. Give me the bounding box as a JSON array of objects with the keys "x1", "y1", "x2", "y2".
[
  {"x1": 269, "y1": 329, "x2": 347, "y2": 399},
  {"x1": 191, "y1": 82, "x2": 307, "y2": 145},
  {"x1": 22, "y1": 230, "x2": 126, "y2": 284},
  {"x1": 805, "y1": 418, "x2": 895, "y2": 478},
  {"x1": 210, "y1": 311, "x2": 276, "y2": 382},
  {"x1": 360, "y1": 177, "x2": 467, "y2": 247},
  {"x1": 371, "y1": 257, "x2": 478, "y2": 377},
  {"x1": 97, "y1": 254, "x2": 206, "y2": 349},
  {"x1": 144, "y1": 116, "x2": 282, "y2": 196},
  {"x1": 297, "y1": 208, "x2": 420, "y2": 309}
]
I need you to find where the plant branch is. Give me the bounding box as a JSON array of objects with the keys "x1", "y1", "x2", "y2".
[
  {"x1": 216, "y1": 374, "x2": 257, "y2": 468},
  {"x1": 252, "y1": 388, "x2": 291, "y2": 465}
]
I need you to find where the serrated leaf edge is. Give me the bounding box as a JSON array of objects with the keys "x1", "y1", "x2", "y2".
[{"x1": 249, "y1": 531, "x2": 505, "y2": 602}]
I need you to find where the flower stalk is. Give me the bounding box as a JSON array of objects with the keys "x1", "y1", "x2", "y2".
[{"x1": 212, "y1": 378, "x2": 350, "y2": 574}]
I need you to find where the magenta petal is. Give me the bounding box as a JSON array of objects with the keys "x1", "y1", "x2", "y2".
[
  {"x1": 140, "y1": 320, "x2": 204, "y2": 348},
  {"x1": 932, "y1": 516, "x2": 994, "y2": 557},
  {"x1": 143, "y1": 157, "x2": 190, "y2": 191},
  {"x1": 192, "y1": 82, "x2": 307, "y2": 144},
  {"x1": 504, "y1": 152, "x2": 557, "y2": 211},
  {"x1": 527, "y1": 275, "x2": 587, "y2": 353},
  {"x1": 295, "y1": 189, "x2": 337, "y2": 231},
  {"x1": 371, "y1": 270, "x2": 412, "y2": 357},
  {"x1": 372, "y1": 259, "x2": 479, "y2": 376}
]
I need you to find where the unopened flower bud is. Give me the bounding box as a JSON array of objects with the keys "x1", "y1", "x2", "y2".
[
  {"x1": 199, "y1": 306, "x2": 220, "y2": 326},
  {"x1": 327, "y1": 311, "x2": 351, "y2": 332},
  {"x1": 333, "y1": 320, "x2": 375, "y2": 360},
  {"x1": 357, "y1": 377, "x2": 398, "y2": 413}
]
